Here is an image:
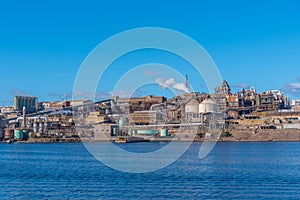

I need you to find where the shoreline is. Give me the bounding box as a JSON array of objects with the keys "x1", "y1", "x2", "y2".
[
  {"x1": 0, "y1": 140, "x2": 300, "y2": 144},
  {"x1": 3, "y1": 133, "x2": 300, "y2": 144},
  {"x1": 2, "y1": 129, "x2": 300, "y2": 144}
]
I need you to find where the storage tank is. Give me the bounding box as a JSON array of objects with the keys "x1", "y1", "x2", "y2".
[
  {"x1": 112, "y1": 127, "x2": 119, "y2": 136},
  {"x1": 119, "y1": 118, "x2": 126, "y2": 127},
  {"x1": 33, "y1": 122, "x2": 38, "y2": 133},
  {"x1": 136, "y1": 130, "x2": 158, "y2": 135},
  {"x1": 160, "y1": 129, "x2": 168, "y2": 137},
  {"x1": 44, "y1": 122, "x2": 48, "y2": 133},
  {"x1": 199, "y1": 99, "x2": 217, "y2": 113},
  {"x1": 39, "y1": 122, "x2": 43, "y2": 133},
  {"x1": 23, "y1": 130, "x2": 29, "y2": 140},
  {"x1": 132, "y1": 129, "x2": 137, "y2": 135},
  {"x1": 14, "y1": 130, "x2": 23, "y2": 140},
  {"x1": 185, "y1": 98, "x2": 199, "y2": 113}
]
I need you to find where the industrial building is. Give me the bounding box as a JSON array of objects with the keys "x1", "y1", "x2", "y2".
[
  {"x1": 1, "y1": 79, "x2": 300, "y2": 143},
  {"x1": 291, "y1": 100, "x2": 300, "y2": 106},
  {"x1": 111, "y1": 95, "x2": 166, "y2": 114},
  {"x1": 184, "y1": 97, "x2": 218, "y2": 123},
  {"x1": 214, "y1": 80, "x2": 289, "y2": 112},
  {"x1": 14, "y1": 96, "x2": 37, "y2": 113},
  {"x1": 129, "y1": 110, "x2": 163, "y2": 125}
]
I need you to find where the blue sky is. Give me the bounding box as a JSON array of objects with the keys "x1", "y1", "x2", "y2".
[{"x1": 1, "y1": 0, "x2": 300, "y2": 104}]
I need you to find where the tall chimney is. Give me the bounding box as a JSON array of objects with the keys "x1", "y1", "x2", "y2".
[
  {"x1": 23, "y1": 106, "x2": 26, "y2": 128},
  {"x1": 185, "y1": 74, "x2": 190, "y2": 93}
]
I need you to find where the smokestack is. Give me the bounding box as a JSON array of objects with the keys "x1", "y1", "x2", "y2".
[
  {"x1": 185, "y1": 74, "x2": 190, "y2": 93},
  {"x1": 23, "y1": 106, "x2": 26, "y2": 128}
]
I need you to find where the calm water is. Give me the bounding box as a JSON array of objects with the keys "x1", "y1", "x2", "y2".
[{"x1": 1, "y1": 142, "x2": 300, "y2": 199}]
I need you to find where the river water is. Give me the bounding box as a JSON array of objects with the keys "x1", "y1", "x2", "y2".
[{"x1": 1, "y1": 142, "x2": 300, "y2": 199}]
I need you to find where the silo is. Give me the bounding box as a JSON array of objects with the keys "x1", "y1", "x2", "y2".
[
  {"x1": 185, "y1": 98, "x2": 199, "y2": 114},
  {"x1": 199, "y1": 99, "x2": 217, "y2": 113}
]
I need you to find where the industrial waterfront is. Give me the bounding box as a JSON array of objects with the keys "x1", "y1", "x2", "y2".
[
  {"x1": 1, "y1": 1, "x2": 300, "y2": 199},
  {"x1": 0, "y1": 79, "x2": 300, "y2": 143}
]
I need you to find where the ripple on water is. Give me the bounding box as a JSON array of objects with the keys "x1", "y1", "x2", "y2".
[{"x1": 1, "y1": 142, "x2": 300, "y2": 199}]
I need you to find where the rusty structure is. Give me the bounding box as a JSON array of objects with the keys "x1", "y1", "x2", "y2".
[
  {"x1": 214, "y1": 80, "x2": 231, "y2": 111},
  {"x1": 214, "y1": 80, "x2": 289, "y2": 112},
  {"x1": 111, "y1": 95, "x2": 166, "y2": 114}
]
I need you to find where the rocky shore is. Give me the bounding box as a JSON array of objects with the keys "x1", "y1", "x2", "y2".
[{"x1": 220, "y1": 129, "x2": 300, "y2": 142}]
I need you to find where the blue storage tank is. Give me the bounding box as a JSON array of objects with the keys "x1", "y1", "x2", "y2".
[
  {"x1": 160, "y1": 129, "x2": 168, "y2": 137},
  {"x1": 14, "y1": 130, "x2": 23, "y2": 140},
  {"x1": 136, "y1": 130, "x2": 158, "y2": 135}
]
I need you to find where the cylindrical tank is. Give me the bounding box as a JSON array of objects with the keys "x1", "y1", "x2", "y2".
[
  {"x1": 112, "y1": 127, "x2": 119, "y2": 136},
  {"x1": 128, "y1": 129, "x2": 133, "y2": 136},
  {"x1": 136, "y1": 130, "x2": 158, "y2": 135},
  {"x1": 132, "y1": 130, "x2": 137, "y2": 135},
  {"x1": 44, "y1": 122, "x2": 48, "y2": 134},
  {"x1": 119, "y1": 118, "x2": 125, "y2": 127},
  {"x1": 23, "y1": 130, "x2": 29, "y2": 140},
  {"x1": 33, "y1": 122, "x2": 38, "y2": 133},
  {"x1": 199, "y1": 99, "x2": 217, "y2": 113},
  {"x1": 185, "y1": 98, "x2": 199, "y2": 113},
  {"x1": 5, "y1": 129, "x2": 14, "y2": 139},
  {"x1": 39, "y1": 122, "x2": 43, "y2": 133},
  {"x1": 14, "y1": 130, "x2": 23, "y2": 140},
  {"x1": 160, "y1": 129, "x2": 168, "y2": 137}
]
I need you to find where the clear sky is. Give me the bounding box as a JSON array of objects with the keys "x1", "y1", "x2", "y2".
[{"x1": 1, "y1": 0, "x2": 300, "y2": 105}]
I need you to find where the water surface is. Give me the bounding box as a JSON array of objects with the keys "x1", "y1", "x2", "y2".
[{"x1": 1, "y1": 142, "x2": 300, "y2": 199}]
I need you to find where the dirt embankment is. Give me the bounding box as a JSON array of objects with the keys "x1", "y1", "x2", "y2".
[{"x1": 221, "y1": 129, "x2": 300, "y2": 142}]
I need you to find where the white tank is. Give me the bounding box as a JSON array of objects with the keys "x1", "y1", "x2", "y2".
[
  {"x1": 185, "y1": 98, "x2": 199, "y2": 113},
  {"x1": 199, "y1": 99, "x2": 217, "y2": 113}
]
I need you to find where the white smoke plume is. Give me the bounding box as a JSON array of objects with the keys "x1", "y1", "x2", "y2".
[{"x1": 156, "y1": 78, "x2": 189, "y2": 93}]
